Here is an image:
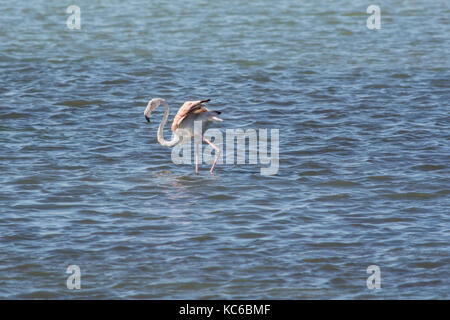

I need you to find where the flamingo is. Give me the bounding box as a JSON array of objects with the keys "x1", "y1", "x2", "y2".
[{"x1": 144, "y1": 98, "x2": 223, "y2": 174}]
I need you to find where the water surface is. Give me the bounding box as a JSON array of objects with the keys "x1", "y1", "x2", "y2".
[{"x1": 0, "y1": 0, "x2": 449, "y2": 299}]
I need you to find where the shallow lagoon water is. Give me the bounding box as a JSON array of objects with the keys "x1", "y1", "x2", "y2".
[{"x1": 0, "y1": 0, "x2": 449, "y2": 298}]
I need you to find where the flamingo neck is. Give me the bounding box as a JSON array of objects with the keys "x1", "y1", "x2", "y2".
[{"x1": 157, "y1": 102, "x2": 180, "y2": 147}]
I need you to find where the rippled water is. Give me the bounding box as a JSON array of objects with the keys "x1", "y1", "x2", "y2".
[{"x1": 1, "y1": 0, "x2": 449, "y2": 299}]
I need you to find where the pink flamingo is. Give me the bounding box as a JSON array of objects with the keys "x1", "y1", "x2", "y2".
[{"x1": 144, "y1": 98, "x2": 223, "y2": 174}]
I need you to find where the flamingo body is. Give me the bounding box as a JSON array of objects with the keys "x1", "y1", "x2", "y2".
[{"x1": 144, "y1": 98, "x2": 223, "y2": 174}]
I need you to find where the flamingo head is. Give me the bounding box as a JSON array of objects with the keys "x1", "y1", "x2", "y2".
[{"x1": 144, "y1": 98, "x2": 166, "y2": 123}]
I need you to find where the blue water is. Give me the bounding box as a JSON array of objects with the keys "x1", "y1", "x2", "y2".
[{"x1": 0, "y1": 0, "x2": 449, "y2": 299}]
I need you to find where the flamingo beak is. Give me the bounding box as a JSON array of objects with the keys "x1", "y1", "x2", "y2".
[
  {"x1": 209, "y1": 115, "x2": 223, "y2": 122},
  {"x1": 145, "y1": 115, "x2": 150, "y2": 123},
  {"x1": 216, "y1": 111, "x2": 223, "y2": 120}
]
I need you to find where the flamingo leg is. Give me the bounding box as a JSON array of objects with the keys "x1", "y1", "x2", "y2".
[
  {"x1": 202, "y1": 136, "x2": 220, "y2": 174},
  {"x1": 195, "y1": 143, "x2": 199, "y2": 174}
]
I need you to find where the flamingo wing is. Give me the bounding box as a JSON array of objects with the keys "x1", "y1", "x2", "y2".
[{"x1": 171, "y1": 99, "x2": 210, "y2": 131}]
